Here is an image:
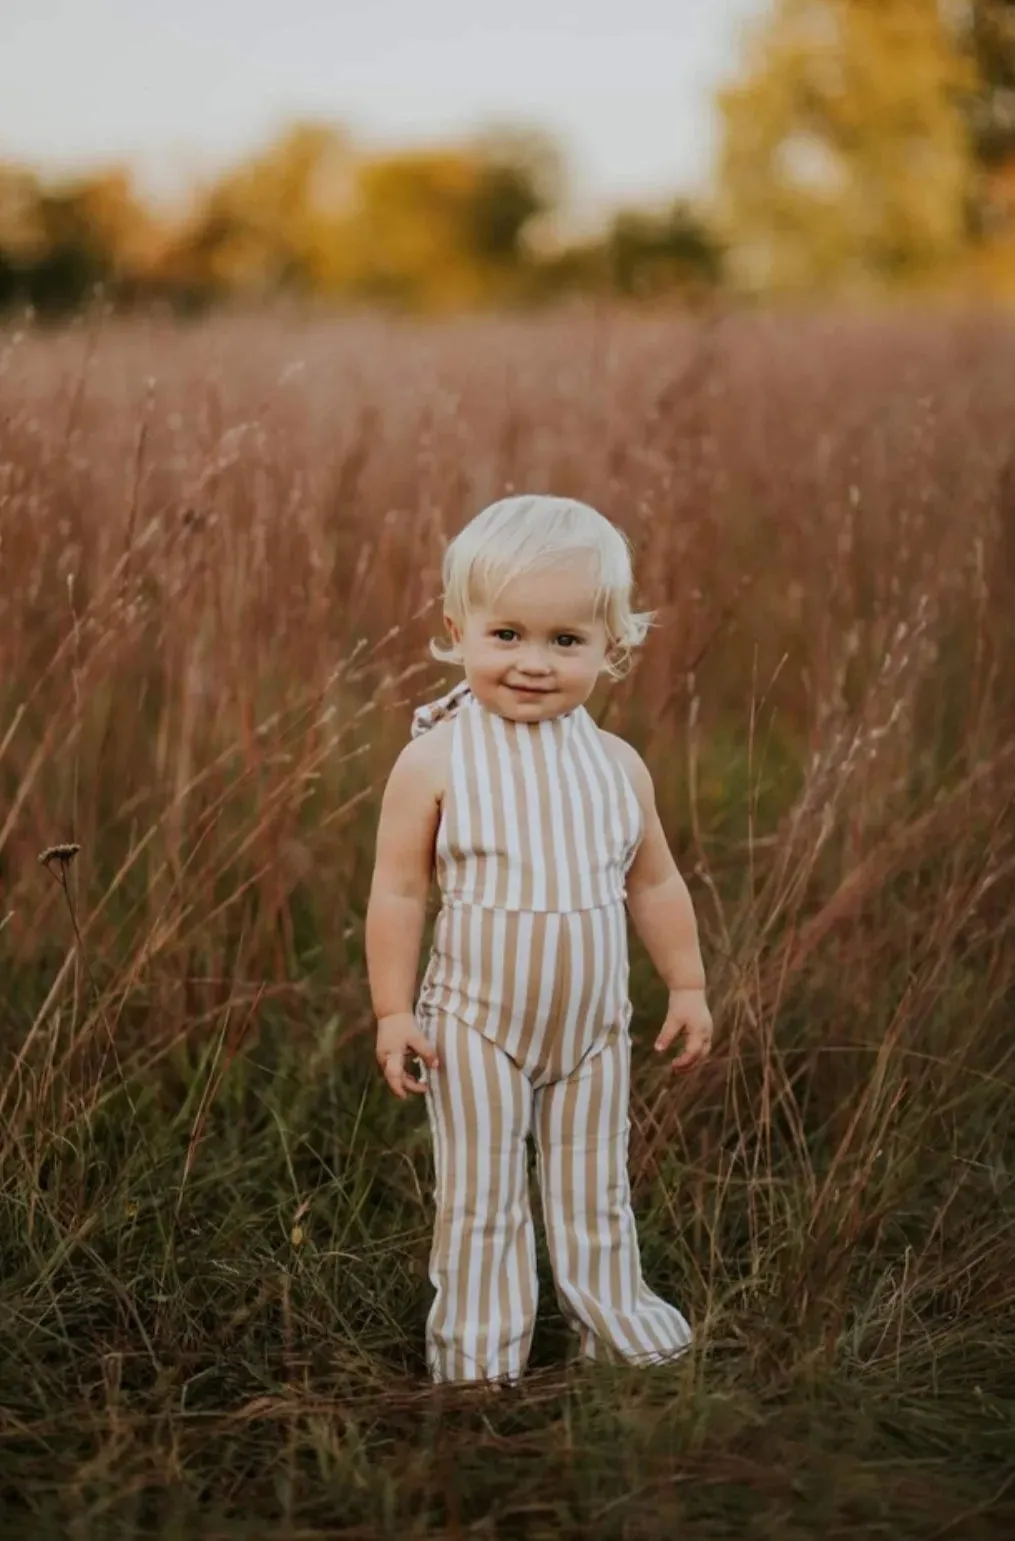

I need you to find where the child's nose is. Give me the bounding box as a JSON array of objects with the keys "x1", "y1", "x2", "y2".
[{"x1": 518, "y1": 646, "x2": 552, "y2": 674}]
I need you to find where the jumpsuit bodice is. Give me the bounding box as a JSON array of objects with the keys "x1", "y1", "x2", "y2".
[{"x1": 412, "y1": 682, "x2": 643, "y2": 914}]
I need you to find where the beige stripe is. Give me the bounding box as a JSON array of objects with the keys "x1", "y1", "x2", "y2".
[
  {"x1": 513, "y1": 910, "x2": 550, "y2": 1071},
  {"x1": 561, "y1": 718, "x2": 593, "y2": 911},
  {"x1": 489, "y1": 714, "x2": 529, "y2": 910},
  {"x1": 573, "y1": 909, "x2": 597, "y2": 1060},
  {"x1": 476, "y1": 907, "x2": 495, "y2": 1031},
  {"x1": 496, "y1": 910, "x2": 523, "y2": 1060}
]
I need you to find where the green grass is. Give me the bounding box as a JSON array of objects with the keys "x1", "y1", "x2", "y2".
[{"x1": 3, "y1": 920, "x2": 1013, "y2": 1538}]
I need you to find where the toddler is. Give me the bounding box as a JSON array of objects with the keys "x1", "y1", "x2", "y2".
[{"x1": 366, "y1": 494, "x2": 713, "y2": 1384}]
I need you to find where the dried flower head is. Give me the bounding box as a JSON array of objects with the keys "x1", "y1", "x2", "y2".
[{"x1": 38, "y1": 843, "x2": 81, "y2": 871}]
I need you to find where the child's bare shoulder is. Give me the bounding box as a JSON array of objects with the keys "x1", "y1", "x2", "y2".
[
  {"x1": 388, "y1": 718, "x2": 455, "y2": 802},
  {"x1": 599, "y1": 731, "x2": 654, "y2": 806}
]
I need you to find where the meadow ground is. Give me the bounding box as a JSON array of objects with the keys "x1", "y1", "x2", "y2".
[{"x1": 0, "y1": 303, "x2": 1013, "y2": 1539}]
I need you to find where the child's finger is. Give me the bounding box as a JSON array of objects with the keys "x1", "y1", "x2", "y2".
[
  {"x1": 671, "y1": 1029, "x2": 710, "y2": 1071},
  {"x1": 654, "y1": 1017, "x2": 683, "y2": 1053},
  {"x1": 408, "y1": 1031, "x2": 440, "y2": 1069}
]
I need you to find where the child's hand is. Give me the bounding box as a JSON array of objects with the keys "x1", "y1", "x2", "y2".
[
  {"x1": 654, "y1": 989, "x2": 714, "y2": 1072},
  {"x1": 376, "y1": 1013, "x2": 439, "y2": 1100}
]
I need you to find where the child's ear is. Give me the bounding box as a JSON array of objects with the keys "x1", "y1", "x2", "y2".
[{"x1": 444, "y1": 614, "x2": 462, "y2": 645}]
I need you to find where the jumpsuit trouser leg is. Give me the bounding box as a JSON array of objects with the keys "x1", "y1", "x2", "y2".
[
  {"x1": 423, "y1": 1015, "x2": 692, "y2": 1384},
  {"x1": 533, "y1": 1024, "x2": 693, "y2": 1367},
  {"x1": 424, "y1": 1014, "x2": 537, "y2": 1384}
]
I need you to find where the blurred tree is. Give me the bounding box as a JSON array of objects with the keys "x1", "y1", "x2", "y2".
[
  {"x1": 717, "y1": 0, "x2": 975, "y2": 294},
  {"x1": 346, "y1": 148, "x2": 493, "y2": 310},
  {"x1": 0, "y1": 114, "x2": 716, "y2": 316},
  {"x1": 465, "y1": 125, "x2": 565, "y2": 264},
  {"x1": 605, "y1": 201, "x2": 724, "y2": 299},
  {"x1": 965, "y1": 0, "x2": 1015, "y2": 168},
  {"x1": 162, "y1": 121, "x2": 357, "y2": 299},
  {"x1": 344, "y1": 131, "x2": 560, "y2": 311},
  {"x1": 0, "y1": 165, "x2": 158, "y2": 314},
  {"x1": 959, "y1": 0, "x2": 1015, "y2": 249},
  {"x1": 161, "y1": 121, "x2": 558, "y2": 311},
  {"x1": 0, "y1": 163, "x2": 44, "y2": 308}
]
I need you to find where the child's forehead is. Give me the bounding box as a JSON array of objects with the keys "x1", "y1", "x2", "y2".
[{"x1": 477, "y1": 564, "x2": 601, "y2": 620}]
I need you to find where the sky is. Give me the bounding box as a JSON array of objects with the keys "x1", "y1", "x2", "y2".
[{"x1": 1, "y1": 0, "x2": 762, "y2": 232}]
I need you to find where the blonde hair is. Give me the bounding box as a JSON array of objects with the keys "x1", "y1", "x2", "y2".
[{"x1": 433, "y1": 494, "x2": 653, "y2": 679}]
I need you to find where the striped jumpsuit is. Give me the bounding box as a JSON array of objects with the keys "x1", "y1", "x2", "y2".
[{"x1": 412, "y1": 681, "x2": 692, "y2": 1384}]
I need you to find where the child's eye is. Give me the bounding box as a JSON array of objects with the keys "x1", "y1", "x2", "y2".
[
  {"x1": 492, "y1": 628, "x2": 518, "y2": 642},
  {"x1": 555, "y1": 634, "x2": 583, "y2": 648}
]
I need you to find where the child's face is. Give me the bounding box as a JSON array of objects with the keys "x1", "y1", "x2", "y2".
[{"x1": 448, "y1": 560, "x2": 609, "y2": 722}]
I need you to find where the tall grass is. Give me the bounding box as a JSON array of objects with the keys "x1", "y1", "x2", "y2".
[{"x1": 1, "y1": 304, "x2": 1014, "y2": 1538}]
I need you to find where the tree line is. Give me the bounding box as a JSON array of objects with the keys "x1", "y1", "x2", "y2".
[
  {"x1": 1, "y1": 1, "x2": 1014, "y2": 316},
  {"x1": 0, "y1": 124, "x2": 721, "y2": 318}
]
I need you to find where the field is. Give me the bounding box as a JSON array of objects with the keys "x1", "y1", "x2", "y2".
[{"x1": 1, "y1": 303, "x2": 1014, "y2": 1539}]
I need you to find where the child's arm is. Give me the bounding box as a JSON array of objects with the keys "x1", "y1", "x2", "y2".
[
  {"x1": 366, "y1": 729, "x2": 447, "y2": 1099},
  {"x1": 606, "y1": 735, "x2": 714, "y2": 1071}
]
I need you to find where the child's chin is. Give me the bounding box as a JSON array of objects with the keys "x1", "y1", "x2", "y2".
[{"x1": 500, "y1": 692, "x2": 564, "y2": 720}]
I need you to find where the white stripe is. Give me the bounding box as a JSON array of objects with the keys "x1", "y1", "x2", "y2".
[
  {"x1": 610, "y1": 1034, "x2": 661, "y2": 1360},
  {"x1": 570, "y1": 1035, "x2": 594, "y2": 1314},
  {"x1": 613, "y1": 751, "x2": 644, "y2": 875},
  {"x1": 424, "y1": 1036, "x2": 448, "y2": 1379},
  {"x1": 461, "y1": 1026, "x2": 492, "y2": 1379},
  {"x1": 585, "y1": 905, "x2": 608, "y2": 1053},
  {"x1": 500, "y1": 1053, "x2": 532, "y2": 1381},
  {"x1": 489, "y1": 1045, "x2": 515, "y2": 1380},
  {"x1": 593, "y1": 1042, "x2": 642, "y2": 1361},
  {"x1": 570, "y1": 711, "x2": 613, "y2": 908},
  {"x1": 450, "y1": 709, "x2": 476, "y2": 903},
  {"x1": 469, "y1": 708, "x2": 500, "y2": 909},
  {"x1": 434, "y1": 797, "x2": 453, "y2": 897},
  {"x1": 442, "y1": 1024, "x2": 474, "y2": 1382},
  {"x1": 564, "y1": 716, "x2": 596, "y2": 911},
  {"x1": 514, "y1": 724, "x2": 547, "y2": 911},
  {"x1": 540, "y1": 718, "x2": 572, "y2": 912}
]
